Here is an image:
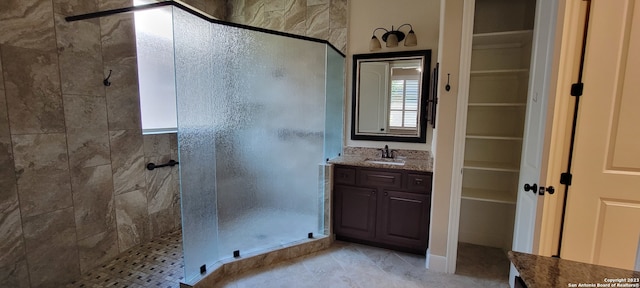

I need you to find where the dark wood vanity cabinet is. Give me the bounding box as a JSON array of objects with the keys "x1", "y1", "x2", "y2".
[
  {"x1": 333, "y1": 185, "x2": 377, "y2": 239},
  {"x1": 378, "y1": 190, "x2": 430, "y2": 249},
  {"x1": 333, "y1": 165, "x2": 432, "y2": 254}
]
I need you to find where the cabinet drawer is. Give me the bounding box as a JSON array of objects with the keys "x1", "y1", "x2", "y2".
[
  {"x1": 335, "y1": 166, "x2": 356, "y2": 185},
  {"x1": 359, "y1": 169, "x2": 402, "y2": 188},
  {"x1": 407, "y1": 173, "x2": 432, "y2": 194}
]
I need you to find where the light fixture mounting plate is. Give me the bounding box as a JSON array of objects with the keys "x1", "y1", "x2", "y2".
[{"x1": 382, "y1": 30, "x2": 406, "y2": 42}]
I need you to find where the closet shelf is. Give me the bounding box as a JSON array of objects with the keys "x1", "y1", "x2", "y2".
[
  {"x1": 468, "y1": 103, "x2": 526, "y2": 107},
  {"x1": 470, "y1": 69, "x2": 529, "y2": 75},
  {"x1": 464, "y1": 160, "x2": 520, "y2": 172},
  {"x1": 472, "y1": 30, "x2": 534, "y2": 47},
  {"x1": 461, "y1": 187, "x2": 517, "y2": 204},
  {"x1": 466, "y1": 134, "x2": 523, "y2": 141}
]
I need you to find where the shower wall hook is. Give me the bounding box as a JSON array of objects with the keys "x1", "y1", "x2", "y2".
[
  {"x1": 103, "y1": 69, "x2": 112, "y2": 86},
  {"x1": 445, "y1": 73, "x2": 451, "y2": 91}
]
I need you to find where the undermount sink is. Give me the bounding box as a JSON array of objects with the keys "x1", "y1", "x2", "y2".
[{"x1": 364, "y1": 158, "x2": 406, "y2": 166}]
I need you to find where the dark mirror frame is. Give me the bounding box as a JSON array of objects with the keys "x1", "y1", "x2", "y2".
[{"x1": 351, "y1": 50, "x2": 431, "y2": 143}]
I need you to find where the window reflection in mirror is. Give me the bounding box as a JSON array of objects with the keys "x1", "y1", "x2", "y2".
[
  {"x1": 351, "y1": 50, "x2": 431, "y2": 143},
  {"x1": 389, "y1": 63, "x2": 420, "y2": 132}
]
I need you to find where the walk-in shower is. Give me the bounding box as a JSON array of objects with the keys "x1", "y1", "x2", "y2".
[
  {"x1": 172, "y1": 6, "x2": 345, "y2": 284},
  {"x1": 67, "y1": 2, "x2": 344, "y2": 286}
]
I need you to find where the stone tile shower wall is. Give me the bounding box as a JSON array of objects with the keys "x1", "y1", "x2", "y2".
[
  {"x1": 0, "y1": 0, "x2": 179, "y2": 287},
  {"x1": 226, "y1": 0, "x2": 348, "y2": 53},
  {"x1": 183, "y1": 0, "x2": 228, "y2": 19}
]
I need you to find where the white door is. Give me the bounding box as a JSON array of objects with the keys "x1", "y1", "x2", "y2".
[
  {"x1": 358, "y1": 62, "x2": 389, "y2": 134},
  {"x1": 561, "y1": 0, "x2": 640, "y2": 270},
  {"x1": 509, "y1": 0, "x2": 559, "y2": 285}
]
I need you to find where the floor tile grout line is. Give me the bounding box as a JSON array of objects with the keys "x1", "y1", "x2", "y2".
[{"x1": 351, "y1": 243, "x2": 405, "y2": 285}]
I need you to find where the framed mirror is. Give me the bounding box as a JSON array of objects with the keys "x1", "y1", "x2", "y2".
[{"x1": 351, "y1": 50, "x2": 431, "y2": 143}]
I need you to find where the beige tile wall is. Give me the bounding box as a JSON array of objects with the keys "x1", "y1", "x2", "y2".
[
  {"x1": 0, "y1": 0, "x2": 180, "y2": 287},
  {"x1": 226, "y1": 0, "x2": 348, "y2": 53},
  {"x1": 184, "y1": 0, "x2": 228, "y2": 19}
]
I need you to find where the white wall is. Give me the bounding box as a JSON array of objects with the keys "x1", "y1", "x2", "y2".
[
  {"x1": 428, "y1": 0, "x2": 464, "y2": 272},
  {"x1": 346, "y1": 0, "x2": 441, "y2": 151}
]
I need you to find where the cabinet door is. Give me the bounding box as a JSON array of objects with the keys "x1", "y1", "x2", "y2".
[
  {"x1": 377, "y1": 190, "x2": 430, "y2": 251},
  {"x1": 334, "y1": 185, "x2": 377, "y2": 240}
]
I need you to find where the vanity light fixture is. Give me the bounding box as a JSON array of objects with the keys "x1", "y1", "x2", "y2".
[{"x1": 369, "y1": 24, "x2": 417, "y2": 51}]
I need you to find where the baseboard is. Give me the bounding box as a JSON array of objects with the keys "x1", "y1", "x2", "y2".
[{"x1": 426, "y1": 248, "x2": 448, "y2": 273}]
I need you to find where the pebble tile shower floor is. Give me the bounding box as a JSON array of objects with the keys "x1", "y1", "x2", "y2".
[
  {"x1": 65, "y1": 230, "x2": 183, "y2": 288},
  {"x1": 65, "y1": 230, "x2": 509, "y2": 288}
]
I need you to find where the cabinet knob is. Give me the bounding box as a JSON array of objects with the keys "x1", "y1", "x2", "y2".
[{"x1": 384, "y1": 192, "x2": 388, "y2": 196}]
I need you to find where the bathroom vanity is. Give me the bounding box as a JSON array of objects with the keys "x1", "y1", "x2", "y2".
[{"x1": 330, "y1": 156, "x2": 432, "y2": 254}]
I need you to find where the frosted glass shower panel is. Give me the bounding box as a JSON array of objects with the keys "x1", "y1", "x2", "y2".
[
  {"x1": 208, "y1": 24, "x2": 328, "y2": 257},
  {"x1": 324, "y1": 47, "x2": 345, "y2": 160},
  {"x1": 173, "y1": 4, "x2": 344, "y2": 283},
  {"x1": 172, "y1": 8, "x2": 219, "y2": 284}
]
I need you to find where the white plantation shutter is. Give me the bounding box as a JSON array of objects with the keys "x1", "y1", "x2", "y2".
[{"x1": 389, "y1": 77, "x2": 419, "y2": 129}]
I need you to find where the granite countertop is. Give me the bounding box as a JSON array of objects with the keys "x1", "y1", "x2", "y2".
[
  {"x1": 328, "y1": 155, "x2": 433, "y2": 172},
  {"x1": 509, "y1": 251, "x2": 640, "y2": 288}
]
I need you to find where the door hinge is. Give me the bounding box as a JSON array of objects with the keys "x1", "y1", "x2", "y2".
[
  {"x1": 560, "y1": 172, "x2": 572, "y2": 185},
  {"x1": 571, "y1": 83, "x2": 583, "y2": 97}
]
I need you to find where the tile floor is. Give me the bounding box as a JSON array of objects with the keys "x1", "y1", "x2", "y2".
[
  {"x1": 215, "y1": 241, "x2": 510, "y2": 288},
  {"x1": 66, "y1": 230, "x2": 510, "y2": 288},
  {"x1": 65, "y1": 230, "x2": 184, "y2": 288}
]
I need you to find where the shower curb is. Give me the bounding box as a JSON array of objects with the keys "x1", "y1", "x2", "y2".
[{"x1": 180, "y1": 235, "x2": 333, "y2": 287}]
